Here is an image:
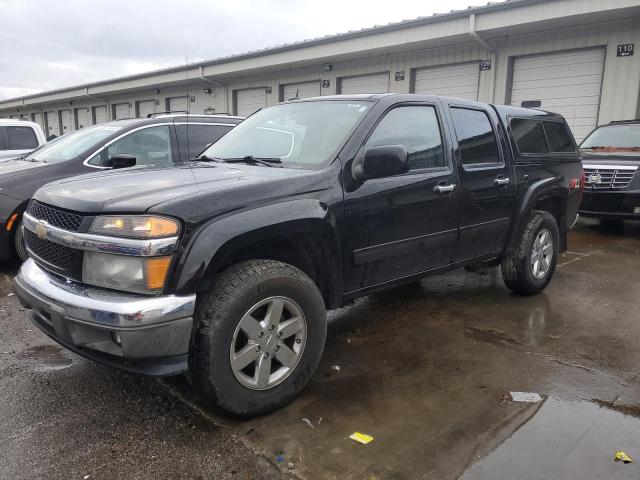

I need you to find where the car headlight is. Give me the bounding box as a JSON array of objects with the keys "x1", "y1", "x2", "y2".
[
  {"x1": 83, "y1": 252, "x2": 172, "y2": 294},
  {"x1": 90, "y1": 215, "x2": 180, "y2": 239}
]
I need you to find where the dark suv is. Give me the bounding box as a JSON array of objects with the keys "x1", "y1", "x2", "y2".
[
  {"x1": 14, "y1": 94, "x2": 583, "y2": 416},
  {"x1": 0, "y1": 114, "x2": 241, "y2": 261},
  {"x1": 579, "y1": 120, "x2": 640, "y2": 220}
]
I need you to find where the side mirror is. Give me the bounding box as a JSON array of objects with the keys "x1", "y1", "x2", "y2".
[
  {"x1": 352, "y1": 144, "x2": 409, "y2": 182},
  {"x1": 105, "y1": 153, "x2": 136, "y2": 169}
]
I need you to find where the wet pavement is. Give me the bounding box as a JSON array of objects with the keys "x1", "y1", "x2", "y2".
[{"x1": 1, "y1": 218, "x2": 640, "y2": 479}]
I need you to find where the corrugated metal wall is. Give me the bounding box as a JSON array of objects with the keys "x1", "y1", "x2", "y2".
[{"x1": 3, "y1": 17, "x2": 639, "y2": 136}]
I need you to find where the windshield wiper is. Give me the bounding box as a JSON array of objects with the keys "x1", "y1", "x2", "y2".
[
  {"x1": 194, "y1": 154, "x2": 223, "y2": 162},
  {"x1": 222, "y1": 156, "x2": 282, "y2": 168}
]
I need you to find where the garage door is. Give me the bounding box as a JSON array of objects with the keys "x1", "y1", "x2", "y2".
[
  {"x1": 236, "y1": 88, "x2": 268, "y2": 116},
  {"x1": 510, "y1": 48, "x2": 605, "y2": 141},
  {"x1": 137, "y1": 100, "x2": 156, "y2": 118},
  {"x1": 413, "y1": 63, "x2": 479, "y2": 100},
  {"x1": 113, "y1": 103, "x2": 130, "y2": 120},
  {"x1": 45, "y1": 111, "x2": 60, "y2": 137},
  {"x1": 76, "y1": 108, "x2": 90, "y2": 129},
  {"x1": 60, "y1": 110, "x2": 73, "y2": 133},
  {"x1": 167, "y1": 96, "x2": 189, "y2": 113},
  {"x1": 282, "y1": 81, "x2": 321, "y2": 101},
  {"x1": 94, "y1": 106, "x2": 108, "y2": 124},
  {"x1": 32, "y1": 112, "x2": 43, "y2": 129},
  {"x1": 339, "y1": 73, "x2": 389, "y2": 94}
]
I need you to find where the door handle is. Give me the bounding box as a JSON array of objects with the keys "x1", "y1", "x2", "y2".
[
  {"x1": 494, "y1": 176, "x2": 510, "y2": 186},
  {"x1": 434, "y1": 183, "x2": 456, "y2": 194}
]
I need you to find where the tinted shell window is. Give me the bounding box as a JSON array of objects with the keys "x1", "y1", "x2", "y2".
[
  {"x1": 543, "y1": 121, "x2": 575, "y2": 153},
  {"x1": 450, "y1": 108, "x2": 500, "y2": 166},
  {"x1": 510, "y1": 118, "x2": 549, "y2": 154}
]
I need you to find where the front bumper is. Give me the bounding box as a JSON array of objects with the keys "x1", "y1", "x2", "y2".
[
  {"x1": 579, "y1": 189, "x2": 640, "y2": 220},
  {"x1": 13, "y1": 259, "x2": 196, "y2": 376}
]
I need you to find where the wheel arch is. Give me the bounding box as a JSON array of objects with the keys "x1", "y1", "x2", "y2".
[
  {"x1": 506, "y1": 178, "x2": 569, "y2": 253},
  {"x1": 171, "y1": 199, "x2": 343, "y2": 309}
]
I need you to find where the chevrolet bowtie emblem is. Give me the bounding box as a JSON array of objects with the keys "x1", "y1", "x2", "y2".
[{"x1": 34, "y1": 222, "x2": 47, "y2": 240}]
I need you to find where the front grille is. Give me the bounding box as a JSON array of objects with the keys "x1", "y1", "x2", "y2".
[
  {"x1": 27, "y1": 200, "x2": 84, "y2": 232},
  {"x1": 584, "y1": 166, "x2": 637, "y2": 190},
  {"x1": 24, "y1": 229, "x2": 74, "y2": 271}
]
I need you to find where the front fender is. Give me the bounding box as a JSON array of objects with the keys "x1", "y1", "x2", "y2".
[{"x1": 169, "y1": 198, "x2": 340, "y2": 294}]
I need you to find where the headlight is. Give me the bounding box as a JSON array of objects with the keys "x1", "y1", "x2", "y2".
[
  {"x1": 90, "y1": 215, "x2": 179, "y2": 239},
  {"x1": 83, "y1": 252, "x2": 172, "y2": 294}
]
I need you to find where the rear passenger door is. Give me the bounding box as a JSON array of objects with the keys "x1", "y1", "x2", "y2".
[
  {"x1": 444, "y1": 103, "x2": 516, "y2": 261},
  {"x1": 175, "y1": 121, "x2": 235, "y2": 160}
]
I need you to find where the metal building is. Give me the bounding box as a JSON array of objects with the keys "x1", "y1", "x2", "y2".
[{"x1": 1, "y1": 0, "x2": 640, "y2": 141}]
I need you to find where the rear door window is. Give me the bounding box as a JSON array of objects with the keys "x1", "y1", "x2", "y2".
[
  {"x1": 510, "y1": 118, "x2": 549, "y2": 154},
  {"x1": 450, "y1": 108, "x2": 501, "y2": 167},
  {"x1": 176, "y1": 124, "x2": 234, "y2": 159},
  {"x1": 0, "y1": 126, "x2": 39, "y2": 150},
  {"x1": 543, "y1": 121, "x2": 575, "y2": 153}
]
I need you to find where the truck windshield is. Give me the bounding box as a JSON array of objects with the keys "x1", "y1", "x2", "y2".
[
  {"x1": 581, "y1": 124, "x2": 640, "y2": 151},
  {"x1": 24, "y1": 124, "x2": 125, "y2": 163},
  {"x1": 200, "y1": 100, "x2": 372, "y2": 169}
]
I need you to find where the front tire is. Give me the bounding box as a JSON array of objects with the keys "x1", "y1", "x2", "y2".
[
  {"x1": 14, "y1": 220, "x2": 28, "y2": 262},
  {"x1": 501, "y1": 211, "x2": 559, "y2": 296},
  {"x1": 189, "y1": 260, "x2": 327, "y2": 417}
]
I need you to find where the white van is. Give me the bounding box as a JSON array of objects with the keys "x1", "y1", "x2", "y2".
[{"x1": 0, "y1": 120, "x2": 47, "y2": 162}]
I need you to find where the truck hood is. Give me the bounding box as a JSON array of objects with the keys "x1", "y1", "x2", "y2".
[
  {"x1": 34, "y1": 162, "x2": 308, "y2": 213},
  {"x1": 581, "y1": 150, "x2": 640, "y2": 167}
]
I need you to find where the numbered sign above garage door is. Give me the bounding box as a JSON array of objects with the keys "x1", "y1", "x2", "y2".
[
  {"x1": 339, "y1": 72, "x2": 390, "y2": 94},
  {"x1": 510, "y1": 48, "x2": 605, "y2": 142},
  {"x1": 113, "y1": 103, "x2": 131, "y2": 120},
  {"x1": 93, "y1": 105, "x2": 108, "y2": 124},
  {"x1": 167, "y1": 96, "x2": 189, "y2": 113},
  {"x1": 282, "y1": 81, "x2": 321, "y2": 101},
  {"x1": 413, "y1": 63, "x2": 479, "y2": 100},
  {"x1": 236, "y1": 88, "x2": 268, "y2": 117},
  {"x1": 137, "y1": 100, "x2": 156, "y2": 118}
]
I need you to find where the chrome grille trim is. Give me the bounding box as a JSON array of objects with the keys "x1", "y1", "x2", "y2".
[
  {"x1": 22, "y1": 212, "x2": 179, "y2": 257},
  {"x1": 584, "y1": 165, "x2": 638, "y2": 190}
]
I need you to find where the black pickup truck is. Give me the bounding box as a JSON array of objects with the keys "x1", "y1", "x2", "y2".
[{"x1": 14, "y1": 94, "x2": 583, "y2": 416}]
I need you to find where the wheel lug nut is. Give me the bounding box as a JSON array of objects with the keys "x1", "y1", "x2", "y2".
[
  {"x1": 255, "y1": 346, "x2": 261, "y2": 352},
  {"x1": 274, "y1": 346, "x2": 280, "y2": 352},
  {"x1": 263, "y1": 353, "x2": 269, "y2": 359},
  {"x1": 277, "y1": 332, "x2": 282, "y2": 338},
  {"x1": 269, "y1": 325, "x2": 275, "y2": 331},
  {"x1": 258, "y1": 332, "x2": 264, "y2": 338},
  {"x1": 295, "y1": 338, "x2": 301, "y2": 344}
]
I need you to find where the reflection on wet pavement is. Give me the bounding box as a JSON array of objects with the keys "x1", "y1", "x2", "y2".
[
  {"x1": 463, "y1": 397, "x2": 640, "y2": 479},
  {"x1": 19, "y1": 345, "x2": 74, "y2": 372}
]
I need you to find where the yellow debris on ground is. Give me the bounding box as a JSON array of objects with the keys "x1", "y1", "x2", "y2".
[
  {"x1": 614, "y1": 451, "x2": 633, "y2": 463},
  {"x1": 349, "y1": 432, "x2": 374, "y2": 445}
]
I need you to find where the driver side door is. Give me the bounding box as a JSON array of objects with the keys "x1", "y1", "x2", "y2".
[
  {"x1": 85, "y1": 125, "x2": 179, "y2": 169},
  {"x1": 342, "y1": 103, "x2": 459, "y2": 293}
]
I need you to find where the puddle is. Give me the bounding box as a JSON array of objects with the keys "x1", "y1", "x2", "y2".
[
  {"x1": 462, "y1": 397, "x2": 640, "y2": 479},
  {"x1": 19, "y1": 345, "x2": 74, "y2": 372}
]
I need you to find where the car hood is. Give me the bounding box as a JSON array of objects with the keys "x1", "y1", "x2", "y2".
[
  {"x1": 581, "y1": 150, "x2": 640, "y2": 167},
  {"x1": 0, "y1": 160, "x2": 52, "y2": 199},
  {"x1": 34, "y1": 162, "x2": 309, "y2": 213}
]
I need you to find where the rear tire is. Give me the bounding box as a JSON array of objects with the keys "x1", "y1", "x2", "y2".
[
  {"x1": 189, "y1": 260, "x2": 327, "y2": 417},
  {"x1": 14, "y1": 220, "x2": 27, "y2": 262},
  {"x1": 501, "y1": 211, "x2": 559, "y2": 296}
]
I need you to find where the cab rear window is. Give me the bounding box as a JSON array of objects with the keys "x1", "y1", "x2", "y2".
[
  {"x1": 510, "y1": 118, "x2": 576, "y2": 155},
  {"x1": 0, "y1": 126, "x2": 39, "y2": 150}
]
